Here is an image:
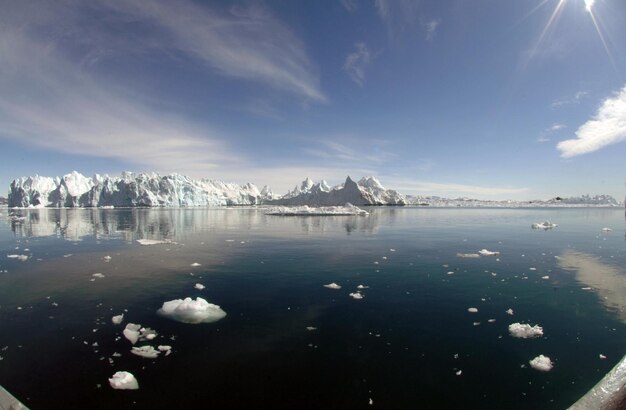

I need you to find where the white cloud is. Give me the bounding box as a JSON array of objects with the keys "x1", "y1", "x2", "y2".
[
  {"x1": 551, "y1": 90, "x2": 589, "y2": 108},
  {"x1": 422, "y1": 19, "x2": 441, "y2": 41},
  {"x1": 340, "y1": 0, "x2": 358, "y2": 12},
  {"x1": 386, "y1": 178, "x2": 529, "y2": 198},
  {"x1": 304, "y1": 139, "x2": 394, "y2": 163},
  {"x1": 557, "y1": 85, "x2": 626, "y2": 158},
  {"x1": 343, "y1": 43, "x2": 372, "y2": 86},
  {"x1": 537, "y1": 123, "x2": 566, "y2": 143}
]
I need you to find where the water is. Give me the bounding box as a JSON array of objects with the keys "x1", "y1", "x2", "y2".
[{"x1": 0, "y1": 207, "x2": 624, "y2": 409}]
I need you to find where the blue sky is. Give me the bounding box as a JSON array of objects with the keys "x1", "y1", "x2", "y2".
[{"x1": 1, "y1": 0, "x2": 625, "y2": 200}]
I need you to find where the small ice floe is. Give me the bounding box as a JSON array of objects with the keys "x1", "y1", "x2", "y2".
[
  {"x1": 103, "y1": 255, "x2": 112, "y2": 262},
  {"x1": 467, "y1": 307, "x2": 478, "y2": 313},
  {"x1": 63, "y1": 254, "x2": 73, "y2": 258},
  {"x1": 581, "y1": 287, "x2": 592, "y2": 290},
  {"x1": 349, "y1": 292, "x2": 364, "y2": 300},
  {"x1": 529, "y1": 267, "x2": 537, "y2": 271},
  {"x1": 390, "y1": 249, "x2": 396, "y2": 252},
  {"x1": 92, "y1": 273, "x2": 105, "y2": 279},
  {"x1": 357, "y1": 285, "x2": 369, "y2": 289},
  {"x1": 541, "y1": 276, "x2": 550, "y2": 280},
  {"x1": 529, "y1": 355, "x2": 553, "y2": 372},
  {"x1": 447, "y1": 271, "x2": 454, "y2": 275},
  {"x1": 158, "y1": 345, "x2": 172, "y2": 356},
  {"x1": 194, "y1": 283, "x2": 205, "y2": 290},
  {"x1": 136, "y1": 239, "x2": 171, "y2": 246},
  {"x1": 506, "y1": 309, "x2": 514, "y2": 315},
  {"x1": 130, "y1": 345, "x2": 160, "y2": 359},
  {"x1": 532, "y1": 221, "x2": 557, "y2": 230},
  {"x1": 457, "y1": 253, "x2": 480, "y2": 258},
  {"x1": 306, "y1": 326, "x2": 317, "y2": 331},
  {"x1": 599, "y1": 354, "x2": 607, "y2": 359},
  {"x1": 190, "y1": 262, "x2": 201, "y2": 267},
  {"x1": 109, "y1": 371, "x2": 139, "y2": 390},
  {"x1": 488, "y1": 319, "x2": 496, "y2": 323},
  {"x1": 456, "y1": 370, "x2": 462, "y2": 376},
  {"x1": 324, "y1": 283, "x2": 342, "y2": 290},
  {"x1": 157, "y1": 297, "x2": 226, "y2": 324},
  {"x1": 265, "y1": 203, "x2": 368, "y2": 216},
  {"x1": 112, "y1": 314, "x2": 124, "y2": 325},
  {"x1": 508, "y1": 323, "x2": 544, "y2": 339},
  {"x1": 7, "y1": 254, "x2": 28, "y2": 261},
  {"x1": 478, "y1": 249, "x2": 499, "y2": 256},
  {"x1": 473, "y1": 322, "x2": 481, "y2": 326},
  {"x1": 601, "y1": 228, "x2": 612, "y2": 232},
  {"x1": 123, "y1": 324, "x2": 142, "y2": 344}
]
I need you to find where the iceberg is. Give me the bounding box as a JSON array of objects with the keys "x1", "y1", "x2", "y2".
[
  {"x1": 467, "y1": 307, "x2": 478, "y2": 313},
  {"x1": 194, "y1": 283, "x2": 205, "y2": 290},
  {"x1": 323, "y1": 283, "x2": 342, "y2": 290},
  {"x1": 123, "y1": 323, "x2": 142, "y2": 345},
  {"x1": 478, "y1": 249, "x2": 499, "y2": 256},
  {"x1": 112, "y1": 314, "x2": 124, "y2": 325},
  {"x1": 349, "y1": 292, "x2": 364, "y2": 300},
  {"x1": 265, "y1": 203, "x2": 369, "y2": 216},
  {"x1": 529, "y1": 355, "x2": 553, "y2": 371},
  {"x1": 508, "y1": 323, "x2": 544, "y2": 338},
  {"x1": 157, "y1": 297, "x2": 226, "y2": 324},
  {"x1": 532, "y1": 221, "x2": 558, "y2": 229},
  {"x1": 108, "y1": 371, "x2": 139, "y2": 390},
  {"x1": 130, "y1": 345, "x2": 160, "y2": 359}
]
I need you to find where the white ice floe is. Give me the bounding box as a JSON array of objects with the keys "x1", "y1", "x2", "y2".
[
  {"x1": 508, "y1": 323, "x2": 544, "y2": 339},
  {"x1": 92, "y1": 273, "x2": 105, "y2": 278},
  {"x1": 601, "y1": 227, "x2": 612, "y2": 232},
  {"x1": 478, "y1": 249, "x2": 499, "y2": 256},
  {"x1": 324, "y1": 283, "x2": 342, "y2": 290},
  {"x1": 467, "y1": 307, "x2": 478, "y2": 313},
  {"x1": 456, "y1": 370, "x2": 462, "y2": 376},
  {"x1": 306, "y1": 326, "x2": 317, "y2": 331},
  {"x1": 109, "y1": 371, "x2": 139, "y2": 390},
  {"x1": 265, "y1": 203, "x2": 368, "y2": 216},
  {"x1": 506, "y1": 308, "x2": 514, "y2": 315},
  {"x1": 599, "y1": 354, "x2": 607, "y2": 359},
  {"x1": 529, "y1": 355, "x2": 553, "y2": 371},
  {"x1": 158, "y1": 345, "x2": 172, "y2": 353},
  {"x1": 457, "y1": 253, "x2": 480, "y2": 258},
  {"x1": 194, "y1": 283, "x2": 205, "y2": 290},
  {"x1": 349, "y1": 292, "x2": 364, "y2": 300},
  {"x1": 136, "y1": 239, "x2": 171, "y2": 246},
  {"x1": 130, "y1": 345, "x2": 160, "y2": 359},
  {"x1": 7, "y1": 254, "x2": 28, "y2": 261},
  {"x1": 123, "y1": 324, "x2": 142, "y2": 344},
  {"x1": 532, "y1": 221, "x2": 558, "y2": 230},
  {"x1": 541, "y1": 276, "x2": 550, "y2": 280},
  {"x1": 357, "y1": 285, "x2": 369, "y2": 289},
  {"x1": 190, "y1": 262, "x2": 201, "y2": 267},
  {"x1": 157, "y1": 297, "x2": 227, "y2": 324},
  {"x1": 103, "y1": 255, "x2": 112, "y2": 262},
  {"x1": 112, "y1": 314, "x2": 124, "y2": 325}
]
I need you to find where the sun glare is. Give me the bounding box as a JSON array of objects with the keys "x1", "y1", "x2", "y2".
[{"x1": 584, "y1": 0, "x2": 595, "y2": 12}]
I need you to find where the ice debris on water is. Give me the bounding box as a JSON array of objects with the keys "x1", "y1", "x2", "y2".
[
  {"x1": 112, "y1": 314, "x2": 124, "y2": 325},
  {"x1": 478, "y1": 249, "x2": 500, "y2": 256},
  {"x1": 506, "y1": 308, "x2": 514, "y2": 315},
  {"x1": 190, "y1": 262, "x2": 201, "y2": 267},
  {"x1": 357, "y1": 285, "x2": 369, "y2": 289},
  {"x1": 529, "y1": 355, "x2": 553, "y2": 372},
  {"x1": 349, "y1": 292, "x2": 364, "y2": 300},
  {"x1": 92, "y1": 273, "x2": 105, "y2": 279},
  {"x1": 7, "y1": 254, "x2": 28, "y2": 261},
  {"x1": 109, "y1": 371, "x2": 139, "y2": 390},
  {"x1": 157, "y1": 297, "x2": 227, "y2": 324},
  {"x1": 122, "y1": 324, "x2": 157, "y2": 344},
  {"x1": 467, "y1": 308, "x2": 478, "y2": 313},
  {"x1": 601, "y1": 227, "x2": 612, "y2": 232},
  {"x1": 103, "y1": 255, "x2": 112, "y2": 262},
  {"x1": 130, "y1": 345, "x2": 160, "y2": 359},
  {"x1": 457, "y1": 253, "x2": 480, "y2": 258},
  {"x1": 194, "y1": 283, "x2": 205, "y2": 290},
  {"x1": 532, "y1": 221, "x2": 558, "y2": 230},
  {"x1": 324, "y1": 283, "x2": 341, "y2": 290},
  {"x1": 508, "y1": 323, "x2": 544, "y2": 338},
  {"x1": 136, "y1": 239, "x2": 171, "y2": 246}
]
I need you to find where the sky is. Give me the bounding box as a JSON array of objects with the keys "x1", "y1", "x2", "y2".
[{"x1": 1, "y1": 0, "x2": 625, "y2": 200}]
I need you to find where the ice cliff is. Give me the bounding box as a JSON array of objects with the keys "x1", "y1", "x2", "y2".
[
  {"x1": 267, "y1": 176, "x2": 407, "y2": 206},
  {"x1": 8, "y1": 171, "x2": 270, "y2": 208}
]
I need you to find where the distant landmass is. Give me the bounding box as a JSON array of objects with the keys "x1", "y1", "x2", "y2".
[{"x1": 5, "y1": 171, "x2": 622, "y2": 208}]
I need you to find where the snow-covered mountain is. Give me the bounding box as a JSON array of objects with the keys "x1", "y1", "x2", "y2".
[
  {"x1": 405, "y1": 194, "x2": 622, "y2": 207},
  {"x1": 8, "y1": 171, "x2": 272, "y2": 208},
  {"x1": 268, "y1": 176, "x2": 407, "y2": 206}
]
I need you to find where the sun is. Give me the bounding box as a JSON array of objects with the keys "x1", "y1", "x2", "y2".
[{"x1": 584, "y1": 0, "x2": 595, "y2": 12}]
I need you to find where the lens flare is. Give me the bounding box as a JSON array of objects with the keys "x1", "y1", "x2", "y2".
[{"x1": 584, "y1": 0, "x2": 595, "y2": 12}]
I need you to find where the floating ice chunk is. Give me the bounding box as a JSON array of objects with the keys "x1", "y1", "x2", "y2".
[
  {"x1": 467, "y1": 307, "x2": 478, "y2": 313},
  {"x1": 478, "y1": 249, "x2": 499, "y2": 256},
  {"x1": 112, "y1": 314, "x2": 124, "y2": 325},
  {"x1": 130, "y1": 345, "x2": 160, "y2": 359},
  {"x1": 349, "y1": 292, "x2": 364, "y2": 300},
  {"x1": 532, "y1": 221, "x2": 558, "y2": 229},
  {"x1": 509, "y1": 323, "x2": 544, "y2": 338},
  {"x1": 601, "y1": 227, "x2": 612, "y2": 232},
  {"x1": 109, "y1": 371, "x2": 139, "y2": 390},
  {"x1": 157, "y1": 297, "x2": 227, "y2": 324},
  {"x1": 506, "y1": 308, "x2": 514, "y2": 315},
  {"x1": 306, "y1": 326, "x2": 317, "y2": 331},
  {"x1": 92, "y1": 273, "x2": 105, "y2": 278},
  {"x1": 123, "y1": 323, "x2": 142, "y2": 344},
  {"x1": 541, "y1": 276, "x2": 550, "y2": 280},
  {"x1": 158, "y1": 345, "x2": 172, "y2": 352},
  {"x1": 357, "y1": 285, "x2": 369, "y2": 289},
  {"x1": 136, "y1": 239, "x2": 171, "y2": 246},
  {"x1": 599, "y1": 354, "x2": 607, "y2": 359},
  {"x1": 581, "y1": 287, "x2": 592, "y2": 290},
  {"x1": 194, "y1": 283, "x2": 205, "y2": 290},
  {"x1": 190, "y1": 262, "x2": 201, "y2": 267},
  {"x1": 324, "y1": 283, "x2": 341, "y2": 290},
  {"x1": 457, "y1": 253, "x2": 480, "y2": 258},
  {"x1": 390, "y1": 249, "x2": 396, "y2": 252},
  {"x1": 488, "y1": 319, "x2": 496, "y2": 323},
  {"x1": 141, "y1": 328, "x2": 157, "y2": 340},
  {"x1": 7, "y1": 254, "x2": 28, "y2": 261},
  {"x1": 529, "y1": 355, "x2": 553, "y2": 371},
  {"x1": 103, "y1": 255, "x2": 112, "y2": 262},
  {"x1": 456, "y1": 370, "x2": 462, "y2": 376}
]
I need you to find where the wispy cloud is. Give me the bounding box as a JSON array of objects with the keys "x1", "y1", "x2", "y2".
[
  {"x1": 537, "y1": 123, "x2": 566, "y2": 143},
  {"x1": 340, "y1": 0, "x2": 358, "y2": 13},
  {"x1": 343, "y1": 43, "x2": 372, "y2": 86},
  {"x1": 557, "y1": 84, "x2": 626, "y2": 158},
  {"x1": 421, "y1": 19, "x2": 441, "y2": 41},
  {"x1": 305, "y1": 139, "x2": 394, "y2": 164},
  {"x1": 388, "y1": 179, "x2": 529, "y2": 198},
  {"x1": 551, "y1": 90, "x2": 589, "y2": 109}
]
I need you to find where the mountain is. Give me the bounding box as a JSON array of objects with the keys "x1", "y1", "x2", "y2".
[
  {"x1": 267, "y1": 176, "x2": 407, "y2": 206},
  {"x1": 405, "y1": 194, "x2": 622, "y2": 207},
  {"x1": 8, "y1": 171, "x2": 271, "y2": 208}
]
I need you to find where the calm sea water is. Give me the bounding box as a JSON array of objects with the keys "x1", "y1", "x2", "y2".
[{"x1": 0, "y1": 207, "x2": 624, "y2": 409}]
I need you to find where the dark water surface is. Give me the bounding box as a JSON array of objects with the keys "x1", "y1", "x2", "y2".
[{"x1": 0, "y1": 207, "x2": 624, "y2": 409}]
